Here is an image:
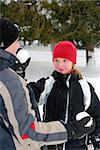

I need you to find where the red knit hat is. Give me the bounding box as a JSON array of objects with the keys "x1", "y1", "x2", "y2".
[{"x1": 53, "y1": 41, "x2": 77, "y2": 64}]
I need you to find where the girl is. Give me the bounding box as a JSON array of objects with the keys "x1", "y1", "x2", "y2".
[{"x1": 33, "y1": 41, "x2": 100, "y2": 150}]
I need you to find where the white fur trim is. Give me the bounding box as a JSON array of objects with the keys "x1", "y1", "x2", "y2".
[
  {"x1": 79, "y1": 79, "x2": 91, "y2": 111},
  {"x1": 16, "y1": 49, "x2": 30, "y2": 63}
]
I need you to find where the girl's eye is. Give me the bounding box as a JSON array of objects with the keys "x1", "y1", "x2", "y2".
[
  {"x1": 55, "y1": 59, "x2": 59, "y2": 62},
  {"x1": 63, "y1": 59, "x2": 66, "y2": 62}
]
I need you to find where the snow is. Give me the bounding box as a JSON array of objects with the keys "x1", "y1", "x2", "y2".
[{"x1": 25, "y1": 44, "x2": 100, "y2": 99}]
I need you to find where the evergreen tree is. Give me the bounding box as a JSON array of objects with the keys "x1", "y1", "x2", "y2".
[{"x1": 1, "y1": 0, "x2": 100, "y2": 62}]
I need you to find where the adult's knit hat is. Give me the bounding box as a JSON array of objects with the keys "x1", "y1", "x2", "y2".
[
  {"x1": 0, "y1": 17, "x2": 19, "y2": 49},
  {"x1": 53, "y1": 41, "x2": 77, "y2": 64}
]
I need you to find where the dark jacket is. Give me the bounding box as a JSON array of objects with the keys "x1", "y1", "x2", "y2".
[
  {"x1": 0, "y1": 49, "x2": 68, "y2": 150},
  {"x1": 9, "y1": 52, "x2": 41, "y2": 121},
  {"x1": 31, "y1": 71, "x2": 100, "y2": 150},
  {"x1": 0, "y1": 95, "x2": 16, "y2": 150}
]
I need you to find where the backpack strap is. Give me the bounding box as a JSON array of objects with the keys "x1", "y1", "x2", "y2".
[{"x1": 78, "y1": 79, "x2": 91, "y2": 111}]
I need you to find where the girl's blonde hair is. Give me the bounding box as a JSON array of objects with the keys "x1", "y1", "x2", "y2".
[{"x1": 71, "y1": 64, "x2": 83, "y2": 79}]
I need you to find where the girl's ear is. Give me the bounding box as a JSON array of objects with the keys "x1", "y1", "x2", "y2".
[{"x1": 70, "y1": 64, "x2": 75, "y2": 73}]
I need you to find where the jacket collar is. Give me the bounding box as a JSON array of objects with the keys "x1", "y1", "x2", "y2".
[{"x1": 0, "y1": 48, "x2": 19, "y2": 70}]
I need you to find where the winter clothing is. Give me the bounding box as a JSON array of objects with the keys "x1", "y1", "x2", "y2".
[
  {"x1": 53, "y1": 41, "x2": 77, "y2": 64},
  {"x1": 0, "y1": 49, "x2": 94, "y2": 150},
  {"x1": 34, "y1": 71, "x2": 100, "y2": 150},
  {"x1": 0, "y1": 18, "x2": 94, "y2": 150},
  {"x1": 0, "y1": 17, "x2": 19, "y2": 49},
  {"x1": 9, "y1": 49, "x2": 30, "y2": 79},
  {"x1": 10, "y1": 48, "x2": 41, "y2": 121},
  {"x1": 0, "y1": 49, "x2": 68, "y2": 150}
]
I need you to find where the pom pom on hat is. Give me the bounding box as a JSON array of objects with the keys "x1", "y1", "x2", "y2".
[
  {"x1": 53, "y1": 41, "x2": 77, "y2": 64},
  {"x1": 0, "y1": 17, "x2": 19, "y2": 49}
]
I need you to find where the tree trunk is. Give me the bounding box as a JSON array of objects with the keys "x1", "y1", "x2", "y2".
[
  {"x1": 50, "y1": 41, "x2": 57, "y2": 53},
  {"x1": 85, "y1": 41, "x2": 94, "y2": 64}
]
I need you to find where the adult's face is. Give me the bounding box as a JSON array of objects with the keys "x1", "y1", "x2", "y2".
[{"x1": 5, "y1": 38, "x2": 20, "y2": 56}]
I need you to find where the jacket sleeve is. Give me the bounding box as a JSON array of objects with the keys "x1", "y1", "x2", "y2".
[
  {"x1": 87, "y1": 83, "x2": 100, "y2": 149},
  {"x1": 27, "y1": 77, "x2": 46, "y2": 102},
  {"x1": 28, "y1": 76, "x2": 55, "y2": 105},
  {"x1": 70, "y1": 79, "x2": 100, "y2": 148},
  {"x1": 0, "y1": 72, "x2": 67, "y2": 147}
]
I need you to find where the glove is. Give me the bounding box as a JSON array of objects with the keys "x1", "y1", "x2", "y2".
[
  {"x1": 29, "y1": 78, "x2": 45, "y2": 93},
  {"x1": 62, "y1": 112, "x2": 95, "y2": 140},
  {"x1": 21, "y1": 57, "x2": 31, "y2": 71},
  {"x1": 91, "y1": 134, "x2": 100, "y2": 150},
  {"x1": 76, "y1": 112, "x2": 94, "y2": 128},
  {"x1": 16, "y1": 48, "x2": 31, "y2": 78},
  {"x1": 51, "y1": 71, "x2": 63, "y2": 80},
  {"x1": 15, "y1": 59, "x2": 31, "y2": 79}
]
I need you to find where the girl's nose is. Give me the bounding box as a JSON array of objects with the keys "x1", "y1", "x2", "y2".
[{"x1": 59, "y1": 61, "x2": 65, "y2": 67}]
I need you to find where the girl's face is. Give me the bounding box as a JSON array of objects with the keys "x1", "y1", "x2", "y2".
[{"x1": 53, "y1": 57, "x2": 73, "y2": 74}]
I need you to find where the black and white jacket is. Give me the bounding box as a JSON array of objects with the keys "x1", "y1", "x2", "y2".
[{"x1": 30, "y1": 71, "x2": 100, "y2": 149}]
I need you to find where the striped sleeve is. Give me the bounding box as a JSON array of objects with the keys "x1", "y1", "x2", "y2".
[{"x1": 0, "y1": 69, "x2": 67, "y2": 147}]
